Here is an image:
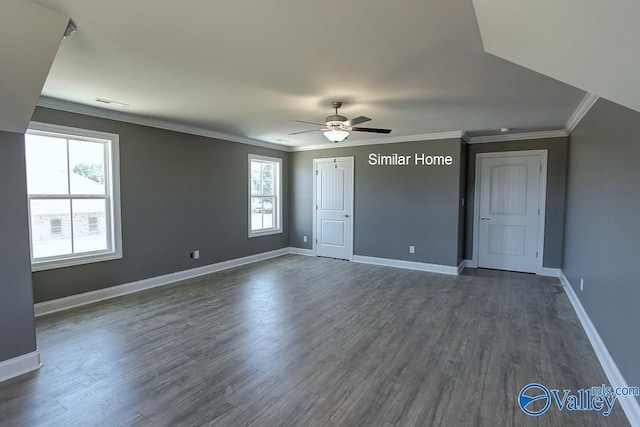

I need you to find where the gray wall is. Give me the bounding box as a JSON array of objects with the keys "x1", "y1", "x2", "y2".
[
  {"x1": 563, "y1": 98, "x2": 640, "y2": 395},
  {"x1": 464, "y1": 137, "x2": 568, "y2": 268},
  {"x1": 290, "y1": 139, "x2": 464, "y2": 266},
  {"x1": 31, "y1": 107, "x2": 289, "y2": 303},
  {"x1": 0, "y1": 131, "x2": 38, "y2": 362}
]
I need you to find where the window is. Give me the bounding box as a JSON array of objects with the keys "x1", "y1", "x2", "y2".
[
  {"x1": 248, "y1": 154, "x2": 282, "y2": 237},
  {"x1": 25, "y1": 122, "x2": 122, "y2": 271},
  {"x1": 50, "y1": 218, "x2": 62, "y2": 235},
  {"x1": 88, "y1": 216, "x2": 99, "y2": 233}
]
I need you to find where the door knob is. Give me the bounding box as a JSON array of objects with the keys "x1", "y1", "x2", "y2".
[
  {"x1": 344, "y1": 214, "x2": 350, "y2": 218},
  {"x1": 481, "y1": 217, "x2": 490, "y2": 221}
]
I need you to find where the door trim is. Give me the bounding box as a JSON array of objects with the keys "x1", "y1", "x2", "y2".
[
  {"x1": 471, "y1": 150, "x2": 548, "y2": 274},
  {"x1": 312, "y1": 156, "x2": 355, "y2": 261}
]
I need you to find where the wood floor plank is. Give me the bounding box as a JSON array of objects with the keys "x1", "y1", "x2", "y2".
[
  {"x1": 0, "y1": 396, "x2": 67, "y2": 426},
  {"x1": 246, "y1": 386, "x2": 324, "y2": 427},
  {"x1": 0, "y1": 255, "x2": 631, "y2": 426}
]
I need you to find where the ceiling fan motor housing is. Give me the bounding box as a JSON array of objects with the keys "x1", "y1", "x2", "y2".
[
  {"x1": 325, "y1": 114, "x2": 348, "y2": 126},
  {"x1": 326, "y1": 101, "x2": 347, "y2": 126},
  {"x1": 288, "y1": 100, "x2": 390, "y2": 139}
]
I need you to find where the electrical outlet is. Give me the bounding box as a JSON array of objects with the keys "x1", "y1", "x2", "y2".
[
  {"x1": 190, "y1": 250, "x2": 200, "y2": 260},
  {"x1": 303, "y1": 236, "x2": 308, "y2": 243},
  {"x1": 409, "y1": 245, "x2": 415, "y2": 254},
  {"x1": 580, "y1": 278, "x2": 584, "y2": 291}
]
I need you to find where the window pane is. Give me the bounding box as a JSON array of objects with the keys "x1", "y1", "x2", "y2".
[
  {"x1": 31, "y1": 199, "x2": 72, "y2": 258},
  {"x1": 251, "y1": 161, "x2": 262, "y2": 195},
  {"x1": 250, "y1": 197, "x2": 276, "y2": 231},
  {"x1": 73, "y1": 199, "x2": 108, "y2": 253},
  {"x1": 262, "y1": 163, "x2": 274, "y2": 195},
  {"x1": 251, "y1": 197, "x2": 263, "y2": 230},
  {"x1": 25, "y1": 134, "x2": 69, "y2": 195},
  {"x1": 262, "y1": 197, "x2": 275, "y2": 229},
  {"x1": 69, "y1": 140, "x2": 106, "y2": 195}
]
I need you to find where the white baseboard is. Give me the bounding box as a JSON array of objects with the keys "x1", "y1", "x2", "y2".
[
  {"x1": 463, "y1": 259, "x2": 478, "y2": 268},
  {"x1": 457, "y1": 260, "x2": 466, "y2": 275},
  {"x1": 560, "y1": 271, "x2": 640, "y2": 427},
  {"x1": 34, "y1": 248, "x2": 291, "y2": 317},
  {"x1": 352, "y1": 255, "x2": 459, "y2": 276},
  {"x1": 288, "y1": 247, "x2": 314, "y2": 256},
  {"x1": 0, "y1": 350, "x2": 42, "y2": 383},
  {"x1": 540, "y1": 267, "x2": 561, "y2": 277}
]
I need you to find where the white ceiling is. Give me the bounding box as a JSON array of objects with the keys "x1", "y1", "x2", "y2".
[
  {"x1": 29, "y1": 0, "x2": 587, "y2": 148},
  {"x1": 473, "y1": 0, "x2": 640, "y2": 114}
]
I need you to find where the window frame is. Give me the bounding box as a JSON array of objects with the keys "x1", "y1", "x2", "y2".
[
  {"x1": 248, "y1": 154, "x2": 282, "y2": 238},
  {"x1": 26, "y1": 122, "x2": 123, "y2": 272}
]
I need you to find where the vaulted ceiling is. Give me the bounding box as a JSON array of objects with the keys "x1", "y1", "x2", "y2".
[
  {"x1": 0, "y1": 0, "x2": 67, "y2": 133},
  {"x1": 2, "y1": 0, "x2": 636, "y2": 148},
  {"x1": 473, "y1": 0, "x2": 640, "y2": 114}
]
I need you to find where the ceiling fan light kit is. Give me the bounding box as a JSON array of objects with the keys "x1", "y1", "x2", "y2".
[
  {"x1": 290, "y1": 101, "x2": 392, "y2": 143},
  {"x1": 323, "y1": 129, "x2": 350, "y2": 142}
]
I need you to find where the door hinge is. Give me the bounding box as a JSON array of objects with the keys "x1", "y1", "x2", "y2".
[
  {"x1": 540, "y1": 164, "x2": 542, "y2": 172},
  {"x1": 316, "y1": 205, "x2": 318, "y2": 210},
  {"x1": 315, "y1": 170, "x2": 318, "y2": 176},
  {"x1": 538, "y1": 209, "x2": 540, "y2": 215},
  {"x1": 315, "y1": 239, "x2": 318, "y2": 243},
  {"x1": 536, "y1": 251, "x2": 539, "y2": 258}
]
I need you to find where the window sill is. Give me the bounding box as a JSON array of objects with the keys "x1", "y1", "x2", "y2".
[
  {"x1": 248, "y1": 229, "x2": 283, "y2": 238},
  {"x1": 31, "y1": 251, "x2": 122, "y2": 272}
]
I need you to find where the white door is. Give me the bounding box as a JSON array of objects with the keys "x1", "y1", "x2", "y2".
[
  {"x1": 477, "y1": 153, "x2": 544, "y2": 273},
  {"x1": 314, "y1": 157, "x2": 354, "y2": 260}
]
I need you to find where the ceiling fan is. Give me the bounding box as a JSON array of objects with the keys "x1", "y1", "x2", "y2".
[{"x1": 289, "y1": 101, "x2": 392, "y2": 142}]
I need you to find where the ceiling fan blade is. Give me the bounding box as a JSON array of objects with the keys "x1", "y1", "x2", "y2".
[
  {"x1": 288, "y1": 129, "x2": 321, "y2": 135},
  {"x1": 343, "y1": 116, "x2": 371, "y2": 127},
  {"x1": 351, "y1": 127, "x2": 392, "y2": 134},
  {"x1": 290, "y1": 119, "x2": 325, "y2": 126}
]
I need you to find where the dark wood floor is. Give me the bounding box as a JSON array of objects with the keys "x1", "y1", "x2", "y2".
[{"x1": 0, "y1": 255, "x2": 630, "y2": 426}]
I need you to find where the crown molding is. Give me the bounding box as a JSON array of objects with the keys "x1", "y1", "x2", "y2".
[
  {"x1": 565, "y1": 92, "x2": 599, "y2": 135},
  {"x1": 36, "y1": 97, "x2": 292, "y2": 152},
  {"x1": 292, "y1": 131, "x2": 465, "y2": 152},
  {"x1": 37, "y1": 93, "x2": 599, "y2": 152},
  {"x1": 466, "y1": 129, "x2": 568, "y2": 144}
]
